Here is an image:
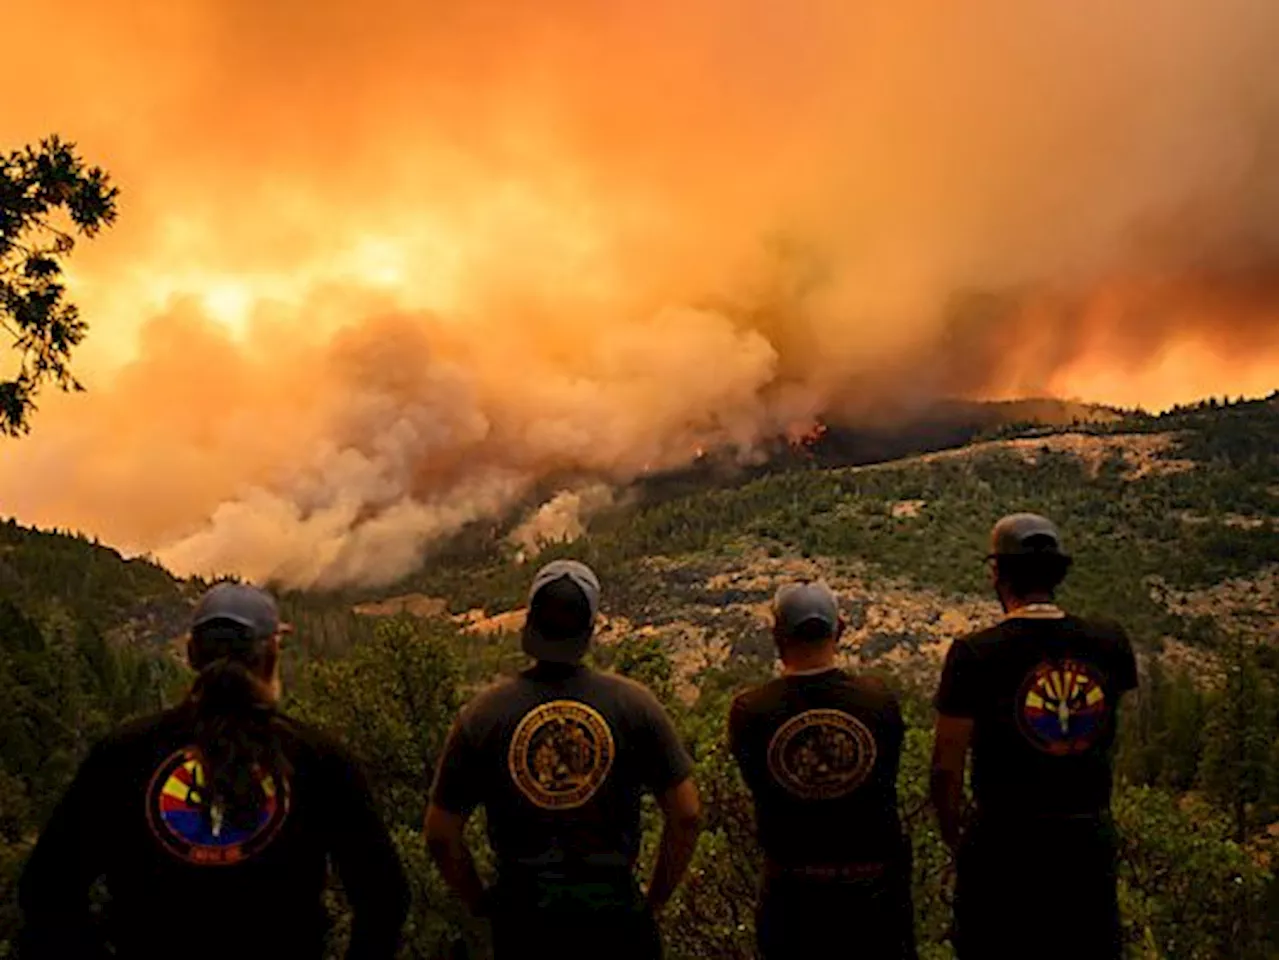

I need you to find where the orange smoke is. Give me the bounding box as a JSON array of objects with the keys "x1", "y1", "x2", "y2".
[{"x1": 0, "y1": 0, "x2": 1274, "y2": 587}]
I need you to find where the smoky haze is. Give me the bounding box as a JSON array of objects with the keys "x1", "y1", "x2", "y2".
[{"x1": 0, "y1": 0, "x2": 1274, "y2": 588}]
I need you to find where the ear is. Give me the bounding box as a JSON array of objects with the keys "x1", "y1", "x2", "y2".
[
  {"x1": 255, "y1": 632, "x2": 282, "y2": 693},
  {"x1": 185, "y1": 635, "x2": 196, "y2": 668},
  {"x1": 834, "y1": 617, "x2": 846, "y2": 643},
  {"x1": 265, "y1": 629, "x2": 284, "y2": 666},
  {"x1": 771, "y1": 620, "x2": 790, "y2": 660},
  {"x1": 263, "y1": 636, "x2": 285, "y2": 702}
]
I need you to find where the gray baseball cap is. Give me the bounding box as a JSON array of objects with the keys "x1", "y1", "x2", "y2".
[
  {"x1": 191, "y1": 582, "x2": 281, "y2": 640},
  {"x1": 989, "y1": 513, "x2": 1066, "y2": 558},
  {"x1": 521, "y1": 560, "x2": 601, "y2": 664},
  {"x1": 772, "y1": 581, "x2": 840, "y2": 638}
]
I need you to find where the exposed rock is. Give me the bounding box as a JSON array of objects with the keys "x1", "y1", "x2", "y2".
[
  {"x1": 352, "y1": 593, "x2": 449, "y2": 618},
  {"x1": 1150, "y1": 566, "x2": 1279, "y2": 641},
  {"x1": 868, "y1": 431, "x2": 1195, "y2": 481},
  {"x1": 619, "y1": 546, "x2": 1001, "y2": 695},
  {"x1": 456, "y1": 608, "x2": 526, "y2": 636}
]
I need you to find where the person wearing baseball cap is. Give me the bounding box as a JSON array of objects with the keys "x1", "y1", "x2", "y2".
[
  {"x1": 19, "y1": 581, "x2": 409, "y2": 959},
  {"x1": 519, "y1": 559, "x2": 603, "y2": 663},
  {"x1": 729, "y1": 581, "x2": 916, "y2": 959},
  {"x1": 931, "y1": 514, "x2": 1138, "y2": 959},
  {"x1": 426, "y1": 559, "x2": 700, "y2": 960}
]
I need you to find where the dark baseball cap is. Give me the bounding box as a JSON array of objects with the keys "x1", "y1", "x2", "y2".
[
  {"x1": 191, "y1": 582, "x2": 281, "y2": 641},
  {"x1": 772, "y1": 581, "x2": 840, "y2": 638},
  {"x1": 989, "y1": 513, "x2": 1067, "y2": 558},
  {"x1": 521, "y1": 560, "x2": 601, "y2": 664}
]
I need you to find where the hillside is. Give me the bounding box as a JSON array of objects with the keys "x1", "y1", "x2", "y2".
[
  {"x1": 0, "y1": 524, "x2": 194, "y2": 946},
  {"x1": 0, "y1": 520, "x2": 191, "y2": 644},
  {"x1": 321, "y1": 393, "x2": 1279, "y2": 959},
  {"x1": 366, "y1": 394, "x2": 1278, "y2": 685},
  {"x1": 589, "y1": 394, "x2": 1123, "y2": 504},
  {"x1": 0, "y1": 393, "x2": 1276, "y2": 959}
]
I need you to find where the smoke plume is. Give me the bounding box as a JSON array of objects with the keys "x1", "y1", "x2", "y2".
[
  {"x1": 0, "y1": 0, "x2": 1274, "y2": 587},
  {"x1": 509, "y1": 484, "x2": 617, "y2": 560}
]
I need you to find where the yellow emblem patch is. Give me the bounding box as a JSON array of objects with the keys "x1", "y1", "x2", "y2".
[
  {"x1": 508, "y1": 700, "x2": 616, "y2": 810},
  {"x1": 766, "y1": 708, "x2": 877, "y2": 800}
]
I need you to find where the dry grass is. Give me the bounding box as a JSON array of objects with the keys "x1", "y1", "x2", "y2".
[{"x1": 862, "y1": 430, "x2": 1195, "y2": 480}]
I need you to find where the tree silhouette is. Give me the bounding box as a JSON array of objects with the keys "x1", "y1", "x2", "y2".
[{"x1": 0, "y1": 136, "x2": 118, "y2": 435}]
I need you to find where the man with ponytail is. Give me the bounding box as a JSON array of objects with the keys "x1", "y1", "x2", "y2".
[{"x1": 18, "y1": 582, "x2": 410, "y2": 959}]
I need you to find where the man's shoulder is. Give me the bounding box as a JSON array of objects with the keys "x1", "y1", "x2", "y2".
[
  {"x1": 956, "y1": 621, "x2": 1012, "y2": 651},
  {"x1": 94, "y1": 708, "x2": 180, "y2": 756},
  {"x1": 948, "y1": 619, "x2": 1045, "y2": 670},
  {"x1": 1065, "y1": 612, "x2": 1129, "y2": 642},
  {"x1": 729, "y1": 676, "x2": 787, "y2": 717},
  {"x1": 589, "y1": 670, "x2": 667, "y2": 714},
  {"x1": 836, "y1": 670, "x2": 899, "y2": 710},
  {"x1": 456, "y1": 675, "x2": 525, "y2": 724},
  {"x1": 273, "y1": 714, "x2": 355, "y2": 761},
  {"x1": 470, "y1": 673, "x2": 524, "y2": 703},
  {"x1": 1063, "y1": 614, "x2": 1135, "y2": 670}
]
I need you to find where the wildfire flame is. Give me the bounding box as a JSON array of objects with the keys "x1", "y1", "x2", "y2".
[{"x1": 786, "y1": 420, "x2": 829, "y2": 450}]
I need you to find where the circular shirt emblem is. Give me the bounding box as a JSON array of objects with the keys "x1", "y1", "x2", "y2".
[
  {"x1": 508, "y1": 700, "x2": 616, "y2": 810},
  {"x1": 767, "y1": 709, "x2": 878, "y2": 800},
  {"x1": 145, "y1": 748, "x2": 289, "y2": 865},
  {"x1": 1017, "y1": 659, "x2": 1109, "y2": 755}
]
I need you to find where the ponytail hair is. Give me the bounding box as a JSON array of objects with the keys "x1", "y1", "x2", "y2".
[{"x1": 187, "y1": 621, "x2": 290, "y2": 832}]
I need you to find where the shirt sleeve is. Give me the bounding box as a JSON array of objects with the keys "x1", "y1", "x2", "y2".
[
  {"x1": 429, "y1": 710, "x2": 483, "y2": 816},
  {"x1": 325, "y1": 745, "x2": 411, "y2": 960},
  {"x1": 934, "y1": 637, "x2": 982, "y2": 718},
  {"x1": 636, "y1": 689, "x2": 695, "y2": 795},
  {"x1": 727, "y1": 696, "x2": 762, "y2": 793},
  {"x1": 18, "y1": 741, "x2": 116, "y2": 959},
  {"x1": 727, "y1": 696, "x2": 749, "y2": 767},
  {"x1": 1112, "y1": 625, "x2": 1139, "y2": 694},
  {"x1": 883, "y1": 691, "x2": 906, "y2": 767}
]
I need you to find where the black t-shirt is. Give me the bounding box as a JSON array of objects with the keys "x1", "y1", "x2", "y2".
[
  {"x1": 728, "y1": 668, "x2": 906, "y2": 867},
  {"x1": 934, "y1": 609, "x2": 1138, "y2": 818},
  {"x1": 430, "y1": 663, "x2": 694, "y2": 877},
  {"x1": 18, "y1": 704, "x2": 408, "y2": 960}
]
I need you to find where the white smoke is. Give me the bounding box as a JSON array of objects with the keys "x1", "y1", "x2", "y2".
[{"x1": 508, "y1": 484, "x2": 617, "y2": 561}]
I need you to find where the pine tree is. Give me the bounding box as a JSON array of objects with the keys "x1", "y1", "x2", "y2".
[{"x1": 1199, "y1": 630, "x2": 1278, "y2": 841}]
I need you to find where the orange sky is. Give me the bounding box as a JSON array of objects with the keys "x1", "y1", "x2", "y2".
[{"x1": 0, "y1": 0, "x2": 1275, "y2": 587}]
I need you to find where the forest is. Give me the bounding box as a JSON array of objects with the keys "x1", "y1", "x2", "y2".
[{"x1": 0, "y1": 394, "x2": 1275, "y2": 958}]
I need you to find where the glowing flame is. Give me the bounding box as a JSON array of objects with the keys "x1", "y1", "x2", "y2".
[{"x1": 786, "y1": 420, "x2": 829, "y2": 450}]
